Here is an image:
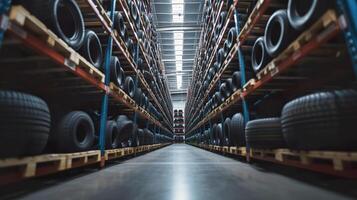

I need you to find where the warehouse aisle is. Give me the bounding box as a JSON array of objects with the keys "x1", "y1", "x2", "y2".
[{"x1": 17, "y1": 144, "x2": 354, "y2": 200}]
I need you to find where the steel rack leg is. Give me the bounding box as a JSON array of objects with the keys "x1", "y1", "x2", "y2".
[
  {"x1": 0, "y1": 0, "x2": 11, "y2": 47},
  {"x1": 98, "y1": 0, "x2": 116, "y2": 162},
  {"x1": 132, "y1": 43, "x2": 140, "y2": 146},
  {"x1": 234, "y1": 8, "x2": 251, "y2": 161},
  {"x1": 337, "y1": 0, "x2": 357, "y2": 79}
]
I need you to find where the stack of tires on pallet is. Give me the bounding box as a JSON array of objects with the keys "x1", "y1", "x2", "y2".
[
  {"x1": 0, "y1": 0, "x2": 172, "y2": 159},
  {"x1": 173, "y1": 110, "x2": 185, "y2": 134},
  {"x1": 186, "y1": 0, "x2": 357, "y2": 153}
]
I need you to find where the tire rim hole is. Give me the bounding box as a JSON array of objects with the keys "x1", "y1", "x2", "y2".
[
  {"x1": 295, "y1": 0, "x2": 312, "y2": 17},
  {"x1": 57, "y1": 1, "x2": 77, "y2": 40},
  {"x1": 270, "y1": 20, "x2": 282, "y2": 46},
  {"x1": 76, "y1": 123, "x2": 87, "y2": 144},
  {"x1": 254, "y1": 43, "x2": 264, "y2": 66},
  {"x1": 88, "y1": 38, "x2": 100, "y2": 64}
]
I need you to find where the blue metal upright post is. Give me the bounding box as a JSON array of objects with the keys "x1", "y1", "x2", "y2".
[
  {"x1": 0, "y1": 0, "x2": 11, "y2": 47},
  {"x1": 132, "y1": 43, "x2": 140, "y2": 127},
  {"x1": 234, "y1": 8, "x2": 251, "y2": 161},
  {"x1": 337, "y1": 0, "x2": 357, "y2": 79},
  {"x1": 99, "y1": 0, "x2": 116, "y2": 159},
  {"x1": 234, "y1": 9, "x2": 250, "y2": 124}
]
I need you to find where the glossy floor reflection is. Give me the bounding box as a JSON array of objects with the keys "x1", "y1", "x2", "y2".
[{"x1": 18, "y1": 144, "x2": 355, "y2": 200}]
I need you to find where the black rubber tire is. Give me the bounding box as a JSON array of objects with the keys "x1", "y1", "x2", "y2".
[
  {"x1": 226, "y1": 78, "x2": 234, "y2": 97},
  {"x1": 116, "y1": 115, "x2": 135, "y2": 147},
  {"x1": 213, "y1": 62, "x2": 219, "y2": 72},
  {"x1": 232, "y1": 71, "x2": 252, "y2": 91},
  {"x1": 223, "y1": 117, "x2": 231, "y2": 146},
  {"x1": 20, "y1": 0, "x2": 85, "y2": 50},
  {"x1": 215, "y1": 123, "x2": 223, "y2": 146},
  {"x1": 217, "y1": 48, "x2": 225, "y2": 69},
  {"x1": 123, "y1": 25, "x2": 129, "y2": 42},
  {"x1": 219, "y1": 82, "x2": 231, "y2": 100},
  {"x1": 109, "y1": 56, "x2": 125, "y2": 88},
  {"x1": 208, "y1": 67, "x2": 216, "y2": 81},
  {"x1": 246, "y1": 118, "x2": 286, "y2": 149},
  {"x1": 218, "y1": 11, "x2": 227, "y2": 30},
  {"x1": 129, "y1": 0, "x2": 140, "y2": 29},
  {"x1": 134, "y1": 87, "x2": 142, "y2": 104},
  {"x1": 105, "y1": 120, "x2": 120, "y2": 149},
  {"x1": 126, "y1": 39, "x2": 134, "y2": 57},
  {"x1": 223, "y1": 40, "x2": 230, "y2": 58},
  {"x1": 144, "y1": 129, "x2": 154, "y2": 145},
  {"x1": 137, "y1": 58, "x2": 144, "y2": 71},
  {"x1": 143, "y1": 70, "x2": 153, "y2": 81},
  {"x1": 0, "y1": 91, "x2": 51, "y2": 158},
  {"x1": 251, "y1": 37, "x2": 270, "y2": 73},
  {"x1": 227, "y1": 27, "x2": 237, "y2": 49},
  {"x1": 124, "y1": 76, "x2": 136, "y2": 98},
  {"x1": 230, "y1": 113, "x2": 245, "y2": 146},
  {"x1": 130, "y1": 124, "x2": 139, "y2": 147},
  {"x1": 211, "y1": 124, "x2": 218, "y2": 145},
  {"x1": 52, "y1": 111, "x2": 95, "y2": 152},
  {"x1": 111, "y1": 11, "x2": 126, "y2": 38},
  {"x1": 141, "y1": 92, "x2": 146, "y2": 108},
  {"x1": 137, "y1": 30, "x2": 145, "y2": 42},
  {"x1": 137, "y1": 129, "x2": 145, "y2": 145},
  {"x1": 281, "y1": 90, "x2": 357, "y2": 150},
  {"x1": 212, "y1": 92, "x2": 218, "y2": 108},
  {"x1": 264, "y1": 9, "x2": 294, "y2": 57},
  {"x1": 287, "y1": 0, "x2": 329, "y2": 31},
  {"x1": 79, "y1": 30, "x2": 103, "y2": 69}
]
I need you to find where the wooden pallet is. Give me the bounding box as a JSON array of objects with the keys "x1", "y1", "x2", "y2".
[
  {"x1": 92, "y1": 0, "x2": 113, "y2": 27},
  {"x1": 243, "y1": 79, "x2": 256, "y2": 92},
  {"x1": 0, "y1": 154, "x2": 66, "y2": 182},
  {"x1": 250, "y1": 148, "x2": 357, "y2": 178},
  {"x1": 110, "y1": 83, "x2": 136, "y2": 106},
  {"x1": 105, "y1": 149, "x2": 124, "y2": 160},
  {"x1": 65, "y1": 151, "x2": 101, "y2": 169},
  {"x1": 8, "y1": 6, "x2": 105, "y2": 83},
  {"x1": 229, "y1": 147, "x2": 247, "y2": 156}
]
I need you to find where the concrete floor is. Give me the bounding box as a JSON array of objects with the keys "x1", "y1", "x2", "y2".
[{"x1": 3, "y1": 144, "x2": 357, "y2": 200}]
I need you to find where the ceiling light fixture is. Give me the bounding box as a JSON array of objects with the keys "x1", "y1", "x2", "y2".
[{"x1": 172, "y1": 0, "x2": 184, "y2": 23}]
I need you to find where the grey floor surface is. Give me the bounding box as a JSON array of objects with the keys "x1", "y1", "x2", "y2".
[{"x1": 2, "y1": 144, "x2": 357, "y2": 200}]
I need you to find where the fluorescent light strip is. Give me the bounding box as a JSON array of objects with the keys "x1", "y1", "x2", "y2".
[
  {"x1": 172, "y1": 7, "x2": 184, "y2": 88},
  {"x1": 172, "y1": 0, "x2": 184, "y2": 23},
  {"x1": 177, "y1": 74, "x2": 182, "y2": 89}
]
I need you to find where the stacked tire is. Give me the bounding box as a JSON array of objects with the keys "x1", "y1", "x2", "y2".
[{"x1": 251, "y1": 0, "x2": 329, "y2": 73}]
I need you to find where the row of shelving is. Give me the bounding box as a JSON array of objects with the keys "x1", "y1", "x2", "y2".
[
  {"x1": 1, "y1": 3, "x2": 170, "y2": 133},
  {"x1": 185, "y1": 0, "x2": 241, "y2": 128},
  {"x1": 0, "y1": 0, "x2": 174, "y2": 164},
  {"x1": 186, "y1": 8, "x2": 344, "y2": 133},
  {"x1": 0, "y1": 143, "x2": 170, "y2": 186},
  {"x1": 113, "y1": 0, "x2": 173, "y2": 128},
  {"x1": 185, "y1": 0, "x2": 357, "y2": 134},
  {"x1": 189, "y1": 143, "x2": 357, "y2": 178},
  {"x1": 184, "y1": 0, "x2": 357, "y2": 178}
]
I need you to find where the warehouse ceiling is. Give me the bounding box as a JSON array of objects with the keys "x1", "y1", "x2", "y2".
[{"x1": 151, "y1": 0, "x2": 205, "y2": 103}]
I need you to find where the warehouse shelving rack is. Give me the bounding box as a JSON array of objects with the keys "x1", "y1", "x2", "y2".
[
  {"x1": 186, "y1": 0, "x2": 357, "y2": 177},
  {"x1": 0, "y1": 0, "x2": 173, "y2": 185},
  {"x1": 113, "y1": 0, "x2": 173, "y2": 129}
]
